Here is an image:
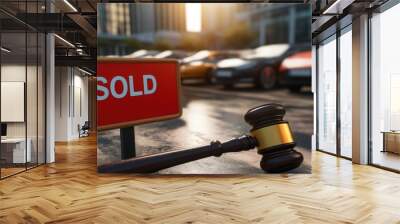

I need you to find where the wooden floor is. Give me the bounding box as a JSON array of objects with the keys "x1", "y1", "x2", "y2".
[
  {"x1": 1, "y1": 167, "x2": 26, "y2": 178},
  {"x1": 1, "y1": 135, "x2": 400, "y2": 223}
]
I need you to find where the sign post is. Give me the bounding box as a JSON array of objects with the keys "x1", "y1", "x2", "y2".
[
  {"x1": 120, "y1": 126, "x2": 135, "y2": 159},
  {"x1": 97, "y1": 58, "x2": 181, "y2": 158}
]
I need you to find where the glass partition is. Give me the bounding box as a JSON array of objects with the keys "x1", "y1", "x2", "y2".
[
  {"x1": 317, "y1": 35, "x2": 337, "y2": 154},
  {"x1": 1, "y1": 30, "x2": 28, "y2": 177},
  {"x1": 0, "y1": 1, "x2": 46, "y2": 179},
  {"x1": 339, "y1": 27, "x2": 352, "y2": 158}
]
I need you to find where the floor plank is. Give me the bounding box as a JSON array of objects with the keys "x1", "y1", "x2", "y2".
[{"x1": 1, "y1": 135, "x2": 400, "y2": 223}]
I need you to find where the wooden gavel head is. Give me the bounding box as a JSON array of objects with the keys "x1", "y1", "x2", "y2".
[{"x1": 244, "y1": 104, "x2": 303, "y2": 173}]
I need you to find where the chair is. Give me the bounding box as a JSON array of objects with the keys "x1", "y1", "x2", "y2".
[{"x1": 78, "y1": 121, "x2": 90, "y2": 138}]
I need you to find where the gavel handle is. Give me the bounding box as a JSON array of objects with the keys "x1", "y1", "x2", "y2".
[{"x1": 98, "y1": 135, "x2": 258, "y2": 173}]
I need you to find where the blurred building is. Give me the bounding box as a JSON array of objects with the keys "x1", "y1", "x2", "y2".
[
  {"x1": 131, "y1": 4, "x2": 186, "y2": 44},
  {"x1": 98, "y1": 3, "x2": 311, "y2": 55},
  {"x1": 200, "y1": 4, "x2": 246, "y2": 49},
  {"x1": 200, "y1": 3, "x2": 310, "y2": 49},
  {"x1": 98, "y1": 3, "x2": 186, "y2": 55},
  {"x1": 98, "y1": 3, "x2": 132, "y2": 37},
  {"x1": 107, "y1": 4, "x2": 131, "y2": 36},
  {"x1": 236, "y1": 4, "x2": 311, "y2": 46},
  {"x1": 201, "y1": 4, "x2": 243, "y2": 33},
  {"x1": 154, "y1": 4, "x2": 186, "y2": 32},
  {"x1": 98, "y1": 3, "x2": 133, "y2": 55}
]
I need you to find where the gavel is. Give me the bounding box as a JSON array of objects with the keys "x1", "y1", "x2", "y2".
[{"x1": 98, "y1": 104, "x2": 303, "y2": 173}]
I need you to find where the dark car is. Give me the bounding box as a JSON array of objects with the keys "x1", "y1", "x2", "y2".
[
  {"x1": 213, "y1": 44, "x2": 290, "y2": 89},
  {"x1": 278, "y1": 50, "x2": 311, "y2": 92}
]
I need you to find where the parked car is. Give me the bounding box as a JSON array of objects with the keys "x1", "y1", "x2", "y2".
[
  {"x1": 213, "y1": 44, "x2": 290, "y2": 89},
  {"x1": 278, "y1": 50, "x2": 312, "y2": 92},
  {"x1": 180, "y1": 50, "x2": 239, "y2": 83}
]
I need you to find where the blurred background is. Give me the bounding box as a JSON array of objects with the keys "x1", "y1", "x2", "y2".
[
  {"x1": 98, "y1": 4, "x2": 309, "y2": 53},
  {"x1": 97, "y1": 3, "x2": 313, "y2": 174}
]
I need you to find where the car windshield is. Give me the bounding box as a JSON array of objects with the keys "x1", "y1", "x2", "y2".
[
  {"x1": 245, "y1": 44, "x2": 289, "y2": 59},
  {"x1": 182, "y1": 50, "x2": 210, "y2": 63},
  {"x1": 206, "y1": 52, "x2": 239, "y2": 62},
  {"x1": 123, "y1": 49, "x2": 159, "y2": 58},
  {"x1": 154, "y1": 50, "x2": 173, "y2": 58},
  {"x1": 124, "y1": 49, "x2": 148, "y2": 58}
]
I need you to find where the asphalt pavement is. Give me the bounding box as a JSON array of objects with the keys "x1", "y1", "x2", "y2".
[{"x1": 98, "y1": 83, "x2": 313, "y2": 174}]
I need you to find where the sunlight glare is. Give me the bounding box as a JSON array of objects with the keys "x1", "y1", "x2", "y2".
[{"x1": 185, "y1": 3, "x2": 202, "y2": 32}]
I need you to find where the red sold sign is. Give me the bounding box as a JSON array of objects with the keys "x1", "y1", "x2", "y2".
[{"x1": 97, "y1": 58, "x2": 181, "y2": 130}]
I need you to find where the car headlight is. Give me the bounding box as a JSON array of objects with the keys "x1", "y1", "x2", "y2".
[{"x1": 217, "y1": 58, "x2": 253, "y2": 68}]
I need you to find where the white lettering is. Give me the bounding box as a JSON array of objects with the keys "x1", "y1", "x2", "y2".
[
  {"x1": 143, "y1": 74, "x2": 157, "y2": 95},
  {"x1": 129, "y1": 76, "x2": 143, "y2": 96},
  {"x1": 110, "y1": 75, "x2": 128, "y2": 99},
  {"x1": 97, "y1": 76, "x2": 109, "y2": 101},
  {"x1": 97, "y1": 74, "x2": 158, "y2": 101}
]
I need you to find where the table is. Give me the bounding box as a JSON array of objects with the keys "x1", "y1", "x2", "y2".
[
  {"x1": 1, "y1": 138, "x2": 31, "y2": 164},
  {"x1": 382, "y1": 131, "x2": 400, "y2": 154}
]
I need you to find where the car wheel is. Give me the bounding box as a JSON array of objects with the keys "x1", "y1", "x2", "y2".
[
  {"x1": 257, "y1": 67, "x2": 277, "y2": 90},
  {"x1": 289, "y1": 85, "x2": 302, "y2": 92}
]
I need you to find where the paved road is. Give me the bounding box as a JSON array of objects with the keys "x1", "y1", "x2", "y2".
[{"x1": 98, "y1": 83, "x2": 313, "y2": 174}]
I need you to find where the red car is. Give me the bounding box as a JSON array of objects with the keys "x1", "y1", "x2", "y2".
[{"x1": 278, "y1": 51, "x2": 311, "y2": 92}]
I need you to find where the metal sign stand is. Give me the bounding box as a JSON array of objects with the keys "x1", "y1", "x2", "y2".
[{"x1": 120, "y1": 126, "x2": 136, "y2": 159}]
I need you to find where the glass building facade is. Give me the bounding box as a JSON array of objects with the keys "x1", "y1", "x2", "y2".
[
  {"x1": 370, "y1": 3, "x2": 400, "y2": 171},
  {"x1": 314, "y1": 0, "x2": 400, "y2": 172}
]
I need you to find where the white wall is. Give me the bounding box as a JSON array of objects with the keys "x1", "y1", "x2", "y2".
[
  {"x1": 1, "y1": 65, "x2": 29, "y2": 138},
  {"x1": 75, "y1": 71, "x2": 89, "y2": 138},
  {"x1": 55, "y1": 67, "x2": 69, "y2": 141},
  {"x1": 45, "y1": 4, "x2": 56, "y2": 164},
  {"x1": 55, "y1": 67, "x2": 89, "y2": 141}
]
